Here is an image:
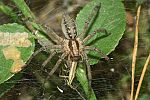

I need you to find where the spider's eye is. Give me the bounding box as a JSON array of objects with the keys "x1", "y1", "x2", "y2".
[
  {"x1": 67, "y1": 27, "x2": 70, "y2": 30},
  {"x1": 73, "y1": 27, "x2": 77, "y2": 34},
  {"x1": 69, "y1": 35, "x2": 72, "y2": 38},
  {"x1": 68, "y1": 30, "x2": 71, "y2": 34},
  {"x1": 67, "y1": 27, "x2": 71, "y2": 34}
]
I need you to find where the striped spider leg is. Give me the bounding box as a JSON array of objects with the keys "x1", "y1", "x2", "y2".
[
  {"x1": 60, "y1": 3, "x2": 109, "y2": 85},
  {"x1": 24, "y1": 3, "x2": 109, "y2": 86}
]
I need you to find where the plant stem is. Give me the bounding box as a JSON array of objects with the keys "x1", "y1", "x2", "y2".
[
  {"x1": 130, "y1": 5, "x2": 141, "y2": 100},
  {"x1": 134, "y1": 54, "x2": 150, "y2": 100}
]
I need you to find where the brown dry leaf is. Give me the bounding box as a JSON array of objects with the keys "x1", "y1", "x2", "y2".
[
  {"x1": 10, "y1": 59, "x2": 25, "y2": 73},
  {"x1": 2, "y1": 46, "x2": 25, "y2": 73},
  {"x1": 2, "y1": 46, "x2": 21, "y2": 60}
]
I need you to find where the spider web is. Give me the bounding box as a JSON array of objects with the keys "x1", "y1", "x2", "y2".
[{"x1": 0, "y1": 0, "x2": 150, "y2": 100}]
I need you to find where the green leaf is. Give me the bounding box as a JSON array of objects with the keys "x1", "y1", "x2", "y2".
[
  {"x1": 0, "y1": 23, "x2": 35, "y2": 84},
  {"x1": 12, "y1": 0, "x2": 35, "y2": 19},
  {"x1": 12, "y1": 0, "x2": 49, "y2": 46},
  {"x1": 76, "y1": 66, "x2": 96, "y2": 100},
  {"x1": 76, "y1": 0, "x2": 126, "y2": 65},
  {"x1": 0, "y1": 1, "x2": 18, "y2": 21},
  {"x1": 76, "y1": 0, "x2": 126, "y2": 99}
]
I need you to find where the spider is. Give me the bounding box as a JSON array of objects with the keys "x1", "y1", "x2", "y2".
[{"x1": 25, "y1": 3, "x2": 109, "y2": 86}]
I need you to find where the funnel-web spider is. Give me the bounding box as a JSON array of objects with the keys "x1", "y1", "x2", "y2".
[{"x1": 25, "y1": 3, "x2": 109, "y2": 86}]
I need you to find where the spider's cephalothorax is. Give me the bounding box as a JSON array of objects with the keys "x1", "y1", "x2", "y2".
[
  {"x1": 61, "y1": 14, "x2": 84, "y2": 62},
  {"x1": 26, "y1": 3, "x2": 109, "y2": 86},
  {"x1": 62, "y1": 38, "x2": 83, "y2": 61}
]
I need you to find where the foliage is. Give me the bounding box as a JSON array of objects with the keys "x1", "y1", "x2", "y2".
[{"x1": 0, "y1": 0, "x2": 126, "y2": 99}]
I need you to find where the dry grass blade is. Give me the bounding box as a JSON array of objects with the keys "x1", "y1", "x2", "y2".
[
  {"x1": 134, "y1": 54, "x2": 150, "y2": 100},
  {"x1": 130, "y1": 5, "x2": 141, "y2": 100}
]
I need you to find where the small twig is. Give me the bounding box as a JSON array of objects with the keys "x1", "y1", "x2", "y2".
[
  {"x1": 134, "y1": 54, "x2": 150, "y2": 100},
  {"x1": 130, "y1": 5, "x2": 141, "y2": 100}
]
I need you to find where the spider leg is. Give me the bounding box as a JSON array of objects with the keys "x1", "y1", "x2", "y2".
[
  {"x1": 83, "y1": 28, "x2": 110, "y2": 43},
  {"x1": 27, "y1": 47, "x2": 45, "y2": 64},
  {"x1": 42, "y1": 50, "x2": 57, "y2": 67},
  {"x1": 22, "y1": 17, "x2": 41, "y2": 35},
  {"x1": 42, "y1": 25, "x2": 63, "y2": 44},
  {"x1": 42, "y1": 44, "x2": 62, "y2": 67},
  {"x1": 78, "y1": 3, "x2": 101, "y2": 39},
  {"x1": 42, "y1": 45, "x2": 61, "y2": 67},
  {"x1": 23, "y1": 17, "x2": 63, "y2": 44},
  {"x1": 82, "y1": 53, "x2": 92, "y2": 86},
  {"x1": 48, "y1": 53, "x2": 67, "y2": 76},
  {"x1": 85, "y1": 46, "x2": 109, "y2": 60}
]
